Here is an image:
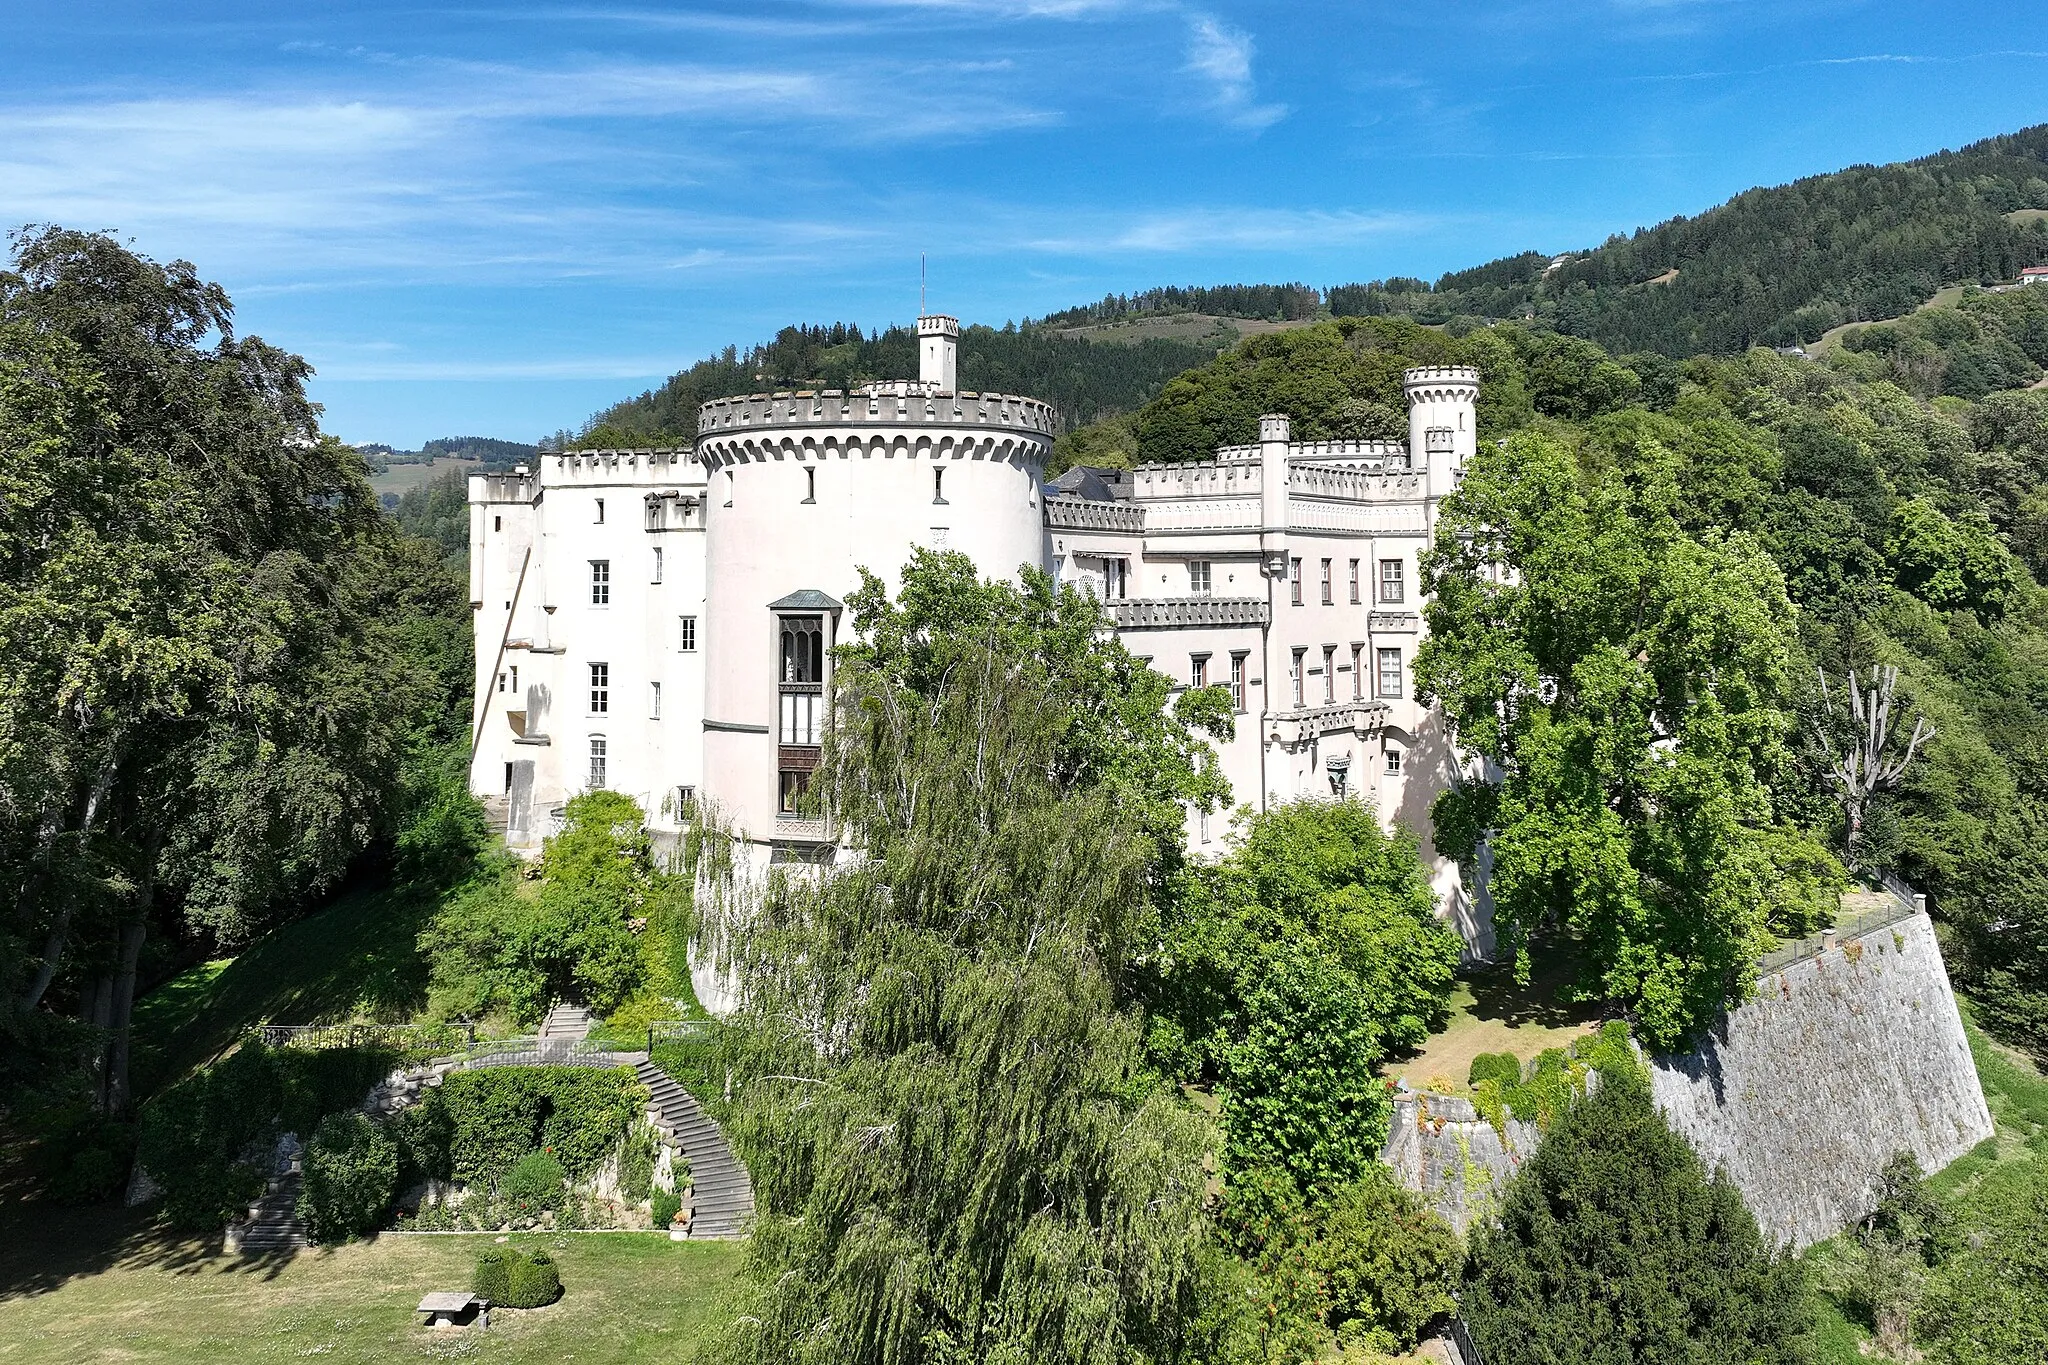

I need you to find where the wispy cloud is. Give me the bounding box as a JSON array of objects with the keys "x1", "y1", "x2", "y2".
[
  {"x1": 1183, "y1": 16, "x2": 1287, "y2": 130},
  {"x1": 1021, "y1": 206, "x2": 1430, "y2": 254}
]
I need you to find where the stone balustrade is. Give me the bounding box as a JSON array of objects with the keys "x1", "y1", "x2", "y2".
[
  {"x1": 1108, "y1": 596, "x2": 1270, "y2": 629},
  {"x1": 1045, "y1": 496, "x2": 1145, "y2": 532}
]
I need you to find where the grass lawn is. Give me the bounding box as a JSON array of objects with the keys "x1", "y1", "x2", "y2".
[
  {"x1": 1803, "y1": 1000, "x2": 2048, "y2": 1362},
  {"x1": 0, "y1": 1192, "x2": 743, "y2": 1365},
  {"x1": 130, "y1": 884, "x2": 437, "y2": 1100},
  {"x1": 1384, "y1": 947, "x2": 1604, "y2": 1094}
]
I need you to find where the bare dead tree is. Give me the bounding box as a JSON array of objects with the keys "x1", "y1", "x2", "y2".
[{"x1": 1812, "y1": 664, "x2": 1935, "y2": 865}]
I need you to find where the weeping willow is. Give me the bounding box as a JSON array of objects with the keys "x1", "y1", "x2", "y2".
[{"x1": 695, "y1": 642, "x2": 1218, "y2": 1365}]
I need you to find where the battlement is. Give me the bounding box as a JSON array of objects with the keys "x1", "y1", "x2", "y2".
[
  {"x1": 1209, "y1": 438, "x2": 1412, "y2": 466},
  {"x1": 696, "y1": 386, "x2": 1059, "y2": 438},
  {"x1": 1401, "y1": 365, "x2": 1480, "y2": 387}
]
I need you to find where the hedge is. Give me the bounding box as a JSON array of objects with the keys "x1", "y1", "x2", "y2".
[
  {"x1": 137, "y1": 1042, "x2": 397, "y2": 1230},
  {"x1": 298, "y1": 1111, "x2": 399, "y2": 1242},
  {"x1": 474, "y1": 1247, "x2": 562, "y2": 1309},
  {"x1": 430, "y1": 1066, "x2": 642, "y2": 1189}
]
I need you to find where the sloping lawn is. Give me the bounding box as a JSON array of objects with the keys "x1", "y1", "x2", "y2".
[
  {"x1": 1384, "y1": 946, "x2": 1604, "y2": 1094},
  {"x1": 0, "y1": 1193, "x2": 742, "y2": 1365},
  {"x1": 130, "y1": 884, "x2": 438, "y2": 1099}
]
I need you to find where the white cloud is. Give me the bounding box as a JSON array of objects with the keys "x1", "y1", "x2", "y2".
[
  {"x1": 1020, "y1": 206, "x2": 1430, "y2": 254},
  {"x1": 1183, "y1": 16, "x2": 1287, "y2": 130}
]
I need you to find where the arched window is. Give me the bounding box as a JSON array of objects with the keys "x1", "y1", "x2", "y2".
[{"x1": 588, "y1": 735, "x2": 608, "y2": 790}]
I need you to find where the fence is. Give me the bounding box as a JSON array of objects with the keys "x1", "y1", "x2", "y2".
[
  {"x1": 647, "y1": 1019, "x2": 710, "y2": 1052},
  {"x1": 1754, "y1": 880, "x2": 1922, "y2": 977},
  {"x1": 257, "y1": 1022, "x2": 474, "y2": 1057}
]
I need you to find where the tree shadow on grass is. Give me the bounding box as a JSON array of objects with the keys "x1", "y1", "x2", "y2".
[
  {"x1": 1462, "y1": 937, "x2": 1607, "y2": 1031},
  {"x1": 0, "y1": 1151, "x2": 307, "y2": 1301}
]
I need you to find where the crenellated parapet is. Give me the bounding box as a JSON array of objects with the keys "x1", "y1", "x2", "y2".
[
  {"x1": 1108, "y1": 596, "x2": 1270, "y2": 629},
  {"x1": 1045, "y1": 496, "x2": 1145, "y2": 533},
  {"x1": 1400, "y1": 365, "x2": 1481, "y2": 405},
  {"x1": 697, "y1": 384, "x2": 1058, "y2": 440}
]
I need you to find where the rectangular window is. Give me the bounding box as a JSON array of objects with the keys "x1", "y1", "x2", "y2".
[
  {"x1": 1351, "y1": 644, "x2": 1363, "y2": 700},
  {"x1": 1190, "y1": 654, "x2": 1209, "y2": 688},
  {"x1": 496, "y1": 671, "x2": 507, "y2": 694},
  {"x1": 591, "y1": 559, "x2": 611, "y2": 606},
  {"x1": 503, "y1": 761, "x2": 513, "y2": 794},
  {"x1": 1291, "y1": 649, "x2": 1306, "y2": 707},
  {"x1": 589, "y1": 662, "x2": 610, "y2": 714},
  {"x1": 1377, "y1": 647, "x2": 1403, "y2": 698},
  {"x1": 493, "y1": 515, "x2": 502, "y2": 533},
  {"x1": 1321, "y1": 558, "x2": 1333, "y2": 605},
  {"x1": 650, "y1": 680, "x2": 662, "y2": 719},
  {"x1": 588, "y1": 736, "x2": 607, "y2": 789},
  {"x1": 651, "y1": 546, "x2": 663, "y2": 583},
  {"x1": 595, "y1": 497, "x2": 605, "y2": 524},
  {"x1": 1349, "y1": 558, "x2": 1361, "y2": 604},
  {"x1": 1386, "y1": 745, "x2": 1404, "y2": 776},
  {"x1": 779, "y1": 691, "x2": 822, "y2": 745},
  {"x1": 1379, "y1": 559, "x2": 1405, "y2": 604},
  {"x1": 679, "y1": 615, "x2": 697, "y2": 652},
  {"x1": 779, "y1": 769, "x2": 809, "y2": 815},
  {"x1": 1230, "y1": 653, "x2": 1248, "y2": 712},
  {"x1": 510, "y1": 665, "x2": 518, "y2": 694},
  {"x1": 1290, "y1": 558, "x2": 1302, "y2": 607},
  {"x1": 1323, "y1": 646, "x2": 1336, "y2": 703},
  {"x1": 1189, "y1": 561, "x2": 1212, "y2": 597},
  {"x1": 1106, "y1": 559, "x2": 1127, "y2": 600}
]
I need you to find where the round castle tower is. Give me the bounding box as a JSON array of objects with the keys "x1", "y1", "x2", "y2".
[
  {"x1": 695, "y1": 316, "x2": 1058, "y2": 852},
  {"x1": 1403, "y1": 365, "x2": 1480, "y2": 508}
]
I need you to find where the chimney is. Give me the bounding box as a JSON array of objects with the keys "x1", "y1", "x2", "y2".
[{"x1": 918, "y1": 315, "x2": 959, "y2": 392}]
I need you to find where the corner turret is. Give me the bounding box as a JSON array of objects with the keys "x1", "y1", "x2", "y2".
[
  {"x1": 1402, "y1": 366, "x2": 1480, "y2": 510},
  {"x1": 919, "y1": 315, "x2": 959, "y2": 393}
]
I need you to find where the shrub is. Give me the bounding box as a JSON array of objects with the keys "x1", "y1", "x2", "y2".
[
  {"x1": 505, "y1": 1249, "x2": 563, "y2": 1308},
  {"x1": 435, "y1": 1066, "x2": 642, "y2": 1189},
  {"x1": 502, "y1": 1150, "x2": 565, "y2": 1213},
  {"x1": 298, "y1": 1111, "x2": 399, "y2": 1242},
  {"x1": 1463, "y1": 1065, "x2": 1810, "y2": 1365},
  {"x1": 651, "y1": 1187, "x2": 682, "y2": 1228},
  {"x1": 473, "y1": 1247, "x2": 512, "y2": 1304},
  {"x1": 475, "y1": 1247, "x2": 562, "y2": 1309},
  {"x1": 1311, "y1": 1169, "x2": 1461, "y2": 1352},
  {"x1": 617, "y1": 1122, "x2": 658, "y2": 1202}
]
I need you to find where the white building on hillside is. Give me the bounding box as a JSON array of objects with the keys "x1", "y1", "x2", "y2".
[{"x1": 467, "y1": 318, "x2": 1492, "y2": 955}]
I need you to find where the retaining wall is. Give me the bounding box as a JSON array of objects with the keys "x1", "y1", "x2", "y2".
[
  {"x1": 1384, "y1": 910, "x2": 1993, "y2": 1250},
  {"x1": 1650, "y1": 909, "x2": 1991, "y2": 1249}
]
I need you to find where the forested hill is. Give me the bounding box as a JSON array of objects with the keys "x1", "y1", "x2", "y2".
[
  {"x1": 1337, "y1": 124, "x2": 2048, "y2": 354},
  {"x1": 579, "y1": 322, "x2": 1214, "y2": 446},
  {"x1": 1036, "y1": 124, "x2": 2048, "y2": 356}
]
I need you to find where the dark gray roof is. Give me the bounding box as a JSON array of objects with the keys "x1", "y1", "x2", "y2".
[
  {"x1": 767, "y1": 589, "x2": 844, "y2": 611},
  {"x1": 1046, "y1": 465, "x2": 1130, "y2": 502}
]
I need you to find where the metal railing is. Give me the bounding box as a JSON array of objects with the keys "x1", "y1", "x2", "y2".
[
  {"x1": 257, "y1": 1022, "x2": 474, "y2": 1055},
  {"x1": 647, "y1": 1019, "x2": 711, "y2": 1051},
  {"x1": 452, "y1": 1035, "x2": 644, "y2": 1069},
  {"x1": 1755, "y1": 882, "x2": 1922, "y2": 977}
]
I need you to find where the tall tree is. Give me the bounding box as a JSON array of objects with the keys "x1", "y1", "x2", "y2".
[
  {"x1": 0, "y1": 227, "x2": 454, "y2": 1109},
  {"x1": 696, "y1": 575, "x2": 1217, "y2": 1365},
  {"x1": 1415, "y1": 428, "x2": 1838, "y2": 1049}
]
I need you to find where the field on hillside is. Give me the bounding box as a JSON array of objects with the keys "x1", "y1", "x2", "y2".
[
  {"x1": 0, "y1": 1195, "x2": 743, "y2": 1365},
  {"x1": 1055, "y1": 312, "x2": 1320, "y2": 348},
  {"x1": 368, "y1": 458, "x2": 477, "y2": 499}
]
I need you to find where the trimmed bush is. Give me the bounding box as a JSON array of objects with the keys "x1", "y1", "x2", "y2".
[
  {"x1": 473, "y1": 1247, "x2": 512, "y2": 1304},
  {"x1": 474, "y1": 1247, "x2": 562, "y2": 1309},
  {"x1": 506, "y1": 1249, "x2": 563, "y2": 1308},
  {"x1": 651, "y1": 1187, "x2": 682, "y2": 1228},
  {"x1": 502, "y1": 1150, "x2": 565, "y2": 1213},
  {"x1": 298, "y1": 1111, "x2": 399, "y2": 1242},
  {"x1": 436, "y1": 1066, "x2": 642, "y2": 1188}
]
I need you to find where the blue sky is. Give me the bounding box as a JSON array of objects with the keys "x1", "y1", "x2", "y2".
[{"x1": 4, "y1": 2, "x2": 2045, "y2": 448}]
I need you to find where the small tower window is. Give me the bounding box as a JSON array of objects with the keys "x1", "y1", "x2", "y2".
[
  {"x1": 804, "y1": 466, "x2": 816, "y2": 503},
  {"x1": 725, "y1": 470, "x2": 734, "y2": 507},
  {"x1": 595, "y1": 497, "x2": 605, "y2": 524},
  {"x1": 933, "y1": 467, "x2": 947, "y2": 504}
]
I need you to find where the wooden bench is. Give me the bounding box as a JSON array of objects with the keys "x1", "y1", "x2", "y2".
[{"x1": 417, "y1": 1291, "x2": 489, "y2": 1329}]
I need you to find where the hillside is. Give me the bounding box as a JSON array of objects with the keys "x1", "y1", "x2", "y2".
[{"x1": 582, "y1": 321, "x2": 1215, "y2": 446}]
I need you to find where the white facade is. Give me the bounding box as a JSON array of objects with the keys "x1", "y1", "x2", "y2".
[{"x1": 468, "y1": 332, "x2": 1491, "y2": 955}]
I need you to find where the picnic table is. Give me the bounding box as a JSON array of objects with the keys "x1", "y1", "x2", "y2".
[{"x1": 418, "y1": 1291, "x2": 489, "y2": 1329}]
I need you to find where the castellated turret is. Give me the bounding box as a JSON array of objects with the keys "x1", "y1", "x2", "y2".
[
  {"x1": 919, "y1": 314, "x2": 959, "y2": 393},
  {"x1": 1402, "y1": 365, "x2": 1480, "y2": 510},
  {"x1": 695, "y1": 382, "x2": 1055, "y2": 853}
]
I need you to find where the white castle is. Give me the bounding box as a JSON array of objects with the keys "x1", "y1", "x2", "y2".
[{"x1": 467, "y1": 317, "x2": 1492, "y2": 954}]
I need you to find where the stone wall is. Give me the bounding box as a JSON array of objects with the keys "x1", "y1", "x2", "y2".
[
  {"x1": 1381, "y1": 1092, "x2": 1542, "y2": 1236},
  {"x1": 1651, "y1": 909, "x2": 1991, "y2": 1249},
  {"x1": 1383, "y1": 910, "x2": 1992, "y2": 1251}
]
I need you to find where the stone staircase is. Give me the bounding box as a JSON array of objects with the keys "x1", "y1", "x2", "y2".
[
  {"x1": 539, "y1": 1003, "x2": 594, "y2": 1041},
  {"x1": 635, "y1": 1060, "x2": 754, "y2": 1239},
  {"x1": 226, "y1": 1152, "x2": 309, "y2": 1252}
]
